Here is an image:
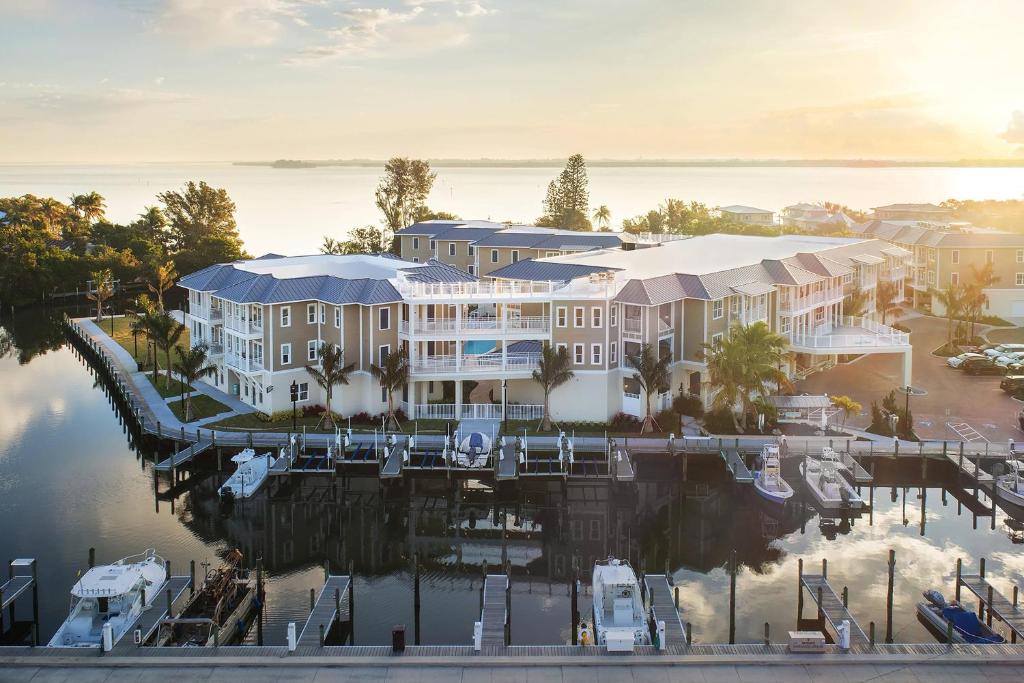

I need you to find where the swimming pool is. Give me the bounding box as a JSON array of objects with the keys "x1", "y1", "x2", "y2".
[{"x1": 463, "y1": 340, "x2": 497, "y2": 354}]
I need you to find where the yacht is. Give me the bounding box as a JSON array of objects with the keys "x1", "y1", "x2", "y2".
[
  {"x1": 218, "y1": 449, "x2": 275, "y2": 500},
  {"x1": 49, "y1": 549, "x2": 167, "y2": 648},
  {"x1": 753, "y1": 444, "x2": 794, "y2": 504},
  {"x1": 801, "y1": 450, "x2": 864, "y2": 510},
  {"x1": 590, "y1": 557, "x2": 650, "y2": 652}
]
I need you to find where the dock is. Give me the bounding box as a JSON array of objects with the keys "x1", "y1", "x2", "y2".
[
  {"x1": 943, "y1": 449, "x2": 995, "y2": 485},
  {"x1": 722, "y1": 449, "x2": 754, "y2": 484},
  {"x1": 0, "y1": 561, "x2": 35, "y2": 614},
  {"x1": 644, "y1": 575, "x2": 686, "y2": 647},
  {"x1": 799, "y1": 564, "x2": 869, "y2": 647},
  {"x1": 496, "y1": 445, "x2": 517, "y2": 481},
  {"x1": 957, "y1": 560, "x2": 1024, "y2": 642},
  {"x1": 154, "y1": 441, "x2": 212, "y2": 472},
  {"x1": 298, "y1": 575, "x2": 351, "y2": 648},
  {"x1": 480, "y1": 575, "x2": 508, "y2": 648},
  {"x1": 613, "y1": 447, "x2": 636, "y2": 482},
  {"x1": 380, "y1": 445, "x2": 403, "y2": 479},
  {"x1": 113, "y1": 576, "x2": 191, "y2": 650}
]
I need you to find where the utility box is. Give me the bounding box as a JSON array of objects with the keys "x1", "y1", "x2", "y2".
[
  {"x1": 787, "y1": 630, "x2": 827, "y2": 653},
  {"x1": 473, "y1": 621, "x2": 482, "y2": 651},
  {"x1": 392, "y1": 625, "x2": 405, "y2": 652}
]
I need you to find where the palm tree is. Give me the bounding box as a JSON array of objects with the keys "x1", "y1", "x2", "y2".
[
  {"x1": 36, "y1": 197, "x2": 66, "y2": 237},
  {"x1": 173, "y1": 344, "x2": 218, "y2": 421},
  {"x1": 371, "y1": 347, "x2": 409, "y2": 431},
  {"x1": 843, "y1": 285, "x2": 869, "y2": 318},
  {"x1": 304, "y1": 342, "x2": 355, "y2": 430},
  {"x1": 128, "y1": 295, "x2": 156, "y2": 371},
  {"x1": 703, "y1": 322, "x2": 789, "y2": 433},
  {"x1": 876, "y1": 280, "x2": 902, "y2": 325},
  {"x1": 965, "y1": 262, "x2": 999, "y2": 338},
  {"x1": 531, "y1": 343, "x2": 574, "y2": 432},
  {"x1": 86, "y1": 269, "x2": 114, "y2": 322},
  {"x1": 147, "y1": 312, "x2": 186, "y2": 389},
  {"x1": 930, "y1": 284, "x2": 965, "y2": 346},
  {"x1": 70, "y1": 192, "x2": 106, "y2": 223},
  {"x1": 628, "y1": 344, "x2": 672, "y2": 433},
  {"x1": 831, "y1": 395, "x2": 862, "y2": 431},
  {"x1": 592, "y1": 205, "x2": 611, "y2": 231},
  {"x1": 148, "y1": 260, "x2": 178, "y2": 312}
]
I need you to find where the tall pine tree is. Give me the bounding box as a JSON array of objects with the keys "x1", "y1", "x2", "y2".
[{"x1": 537, "y1": 154, "x2": 592, "y2": 231}]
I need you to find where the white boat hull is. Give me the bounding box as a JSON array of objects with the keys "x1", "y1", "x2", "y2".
[
  {"x1": 753, "y1": 472, "x2": 794, "y2": 504},
  {"x1": 800, "y1": 462, "x2": 864, "y2": 510},
  {"x1": 219, "y1": 452, "x2": 274, "y2": 499}
]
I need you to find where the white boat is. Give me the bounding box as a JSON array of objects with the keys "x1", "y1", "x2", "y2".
[
  {"x1": 753, "y1": 444, "x2": 794, "y2": 504},
  {"x1": 49, "y1": 549, "x2": 167, "y2": 648},
  {"x1": 456, "y1": 432, "x2": 491, "y2": 468},
  {"x1": 801, "y1": 450, "x2": 864, "y2": 510},
  {"x1": 590, "y1": 557, "x2": 650, "y2": 652},
  {"x1": 996, "y1": 460, "x2": 1024, "y2": 507},
  {"x1": 218, "y1": 449, "x2": 275, "y2": 500}
]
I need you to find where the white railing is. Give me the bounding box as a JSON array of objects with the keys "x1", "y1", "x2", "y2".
[
  {"x1": 224, "y1": 316, "x2": 263, "y2": 335},
  {"x1": 207, "y1": 343, "x2": 224, "y2": 357},
  {"x1": 789, "y1": 315, "x2": 909, "y2": 350},
  {"x1": 396, "y1": 276, "x2": 621, "y2": 301},
  {"x1": 209, "y1": 308, "x2": 223, "y2": 322},
  {"x1": 740, "y1": 306, "x2": 768, "y2": 325},
  {"x1": 189, "y1": 305, "x2": 209, "y2": 320},
  {"x1": 413, "y1": 403, "x2": 456, "y2": 420},
  {"x1": 410, "y1": 352, "x2": 542, "y2": 374},
  {"x1": 410, "y1": 403, "x2": 543, "y2": 420},
  {"x1": 506, "y1": 404, "x2": 544, "y2": 420},
  {"x1": 779, "y1": 288, "x2": 844, "y2": 314},
  {"x1": 882, "y1": 266, "x2": 906, "y2": 281},
  {"x1": 623, "y1": 318, "x2": 643, "y2": 336},
  {"x1": 402, "y1": 315, "x2": 551, "y2": 336},
  {"x1": 225, "y1": 353, "x2": 264, "y2": 373}
]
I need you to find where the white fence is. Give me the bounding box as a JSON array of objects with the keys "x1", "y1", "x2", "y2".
[{"x1": 410, "y1": 403, "x2": 543, "y2": 420}]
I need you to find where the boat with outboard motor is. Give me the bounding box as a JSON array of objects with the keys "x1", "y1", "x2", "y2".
[
  {"x1": 800, "y1": 449, "x2": 864, "y2": 509},
  {"x1": 587, "y1": 557, "x2": 651, "y2": 652},
  {"x1": 996, "y1": 460, "x2": 1024, "y2": 507},
  {"x1": 49, "y1": 549, "x2": 168, "y2": 648},
  {"x1": 456, "y1": 432, "x2": 491, "y2": 468},
  {"x1": 753, "y1": 444, "x2": 794, "y2": 504},
  {"x1": 218, "y1": 449, "x2": 275, "y2": 500},
  {"x1": 916, "y1": 590, "x2": 1006, "y2": 644}
]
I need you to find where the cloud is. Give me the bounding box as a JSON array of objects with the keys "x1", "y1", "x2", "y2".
[
  {"x1": 153, "y1": 0, "x2": 315, "y2": 48},
  {"x1": 455, "y1": 1, "x2": 493, "y2": 17},
  {"x1": 1002, "y1": 111, "x2": 1024, "y2": 154},
  {"x1": 0, "y1": 83, "x2": 192, "y2": 124}
]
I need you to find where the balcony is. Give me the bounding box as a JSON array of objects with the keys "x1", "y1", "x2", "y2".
[
  {"x1": 779, "y1": 288, "x2": 844, "y2": 314},
  {"x1": 409, "y1": 403, "x2": 544, "y2": 420},
  {"x1": 410, "y1": 352, "x2": 541, "y2": 376},
  {"x1": 882, "y1": 266, "x2": 906, "y2": 282},
  {"x1": 225, "y1": 353, "x2": 264, "y2": 374},
  {"x1": 396, "y1": 275, "x2": 621, "y2": 302},
  {"x1": 789, "y1": 316, "x2": 909, "y2": 353},
  {"x1": 224, "y1": 316, "x2": 263, "y2": 337},
  {"x1": 623, "y1": 318, "x2": 643, "y2": 339},
  {"x1": 188, "y1": 305, "x2": 209, "y2": 321},
  {"x1": 401, "y1": 315, "x2": 551, "y2": 337},
  {"x1": 209, "y1": 308, "x2": 224, "y2": 322},
  {"x1": 207, "y1": 343, "x2": 224, "y2": 359}
]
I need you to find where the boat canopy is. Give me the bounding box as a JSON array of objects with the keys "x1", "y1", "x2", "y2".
[
  {"x1": 596, "y1": 562, "x2": 638, "y2": 587},
  {"x1": 231, "y1": 448, "x2": 257, "y2": 464},
  {"x1": 71, "y1": 564, "x2": 146, "y2": 598}
]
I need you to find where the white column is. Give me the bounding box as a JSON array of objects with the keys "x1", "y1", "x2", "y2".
[
  {"x1": 902, "y1": 348, "x2": 913, "y2": 388},
  {"x1": 455, "y1": 380, "x2": 463, "y2": 419},
  {"x1": 408, "y1": 380, "x2": 416, "y2": 419}
]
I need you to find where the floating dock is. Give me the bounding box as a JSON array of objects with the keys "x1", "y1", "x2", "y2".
[
  {"x1": 957, "y1": 560, "x2": 1023, "y2": 642},
  {"x1": 799, "y1": 562, "x2": 869, "y2": 647},
  {"x1": 113, "y1": 576, "x2": 191, "y2": 650},
  {"x1": 0, "y1": 561, "x2": 35, "y2": 614},
  {"x1": 722, "y1": 449, "x2": 754, "y2": 484},
  {"x1": 154, "y1": 441, "x2": 212, "y2": 472},
  {"x1": 298, "y1": 575, "x2": 351, "y2": 648},
  {"x1": 479, "y1": 575, "x2": 508, "y2": 648},
  {"x1": 644, "y1": 574, "x2": 687, "y2": 647}
]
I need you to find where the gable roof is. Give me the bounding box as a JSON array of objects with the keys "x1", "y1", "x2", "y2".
[
  {"x1": 488, "y1": 259, "x2": 620, "y2": 282},
  {"x1": 399, "y1": 259, "x2": 477, "y2": 283}
]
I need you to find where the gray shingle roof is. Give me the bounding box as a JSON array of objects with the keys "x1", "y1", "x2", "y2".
[
  {"x1": 397, "y1": 221, "x2": 465, "y2": 236},
  {"x1": 399, "y1": 259, "x2": 477, "y2": 283},
  {"x1": 488, "y1": 259, "x2": 620, "y2": 282},
  {"x1": 178, "y1": 263, "x2": 259, "y2": 292},
  {"x1": 212, "y1": 273, "x2": 402, "y2": 305}
]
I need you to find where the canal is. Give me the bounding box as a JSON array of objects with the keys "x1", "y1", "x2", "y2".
[{"x1": 1, "y1": 309, "x2": 1023, "y2": 647}]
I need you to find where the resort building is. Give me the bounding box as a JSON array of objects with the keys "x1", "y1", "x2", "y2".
[
  {"x1": 852, "y1": 220, "x2": 1024, "y2": 317},
  {"x1": 716, "y1": 205, "x2": 775, "y2": 226},
  {"x1": 179, "y1": 234, "x2": 911, "y2": 424},
  {"x1": 780, "y1": 204, "x2": 859, "y2": 233},
  {"x1": 869, "y1": 203, "x2": 953, "y2": 222}
]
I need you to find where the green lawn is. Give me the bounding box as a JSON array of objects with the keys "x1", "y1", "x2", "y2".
[
  {"x1": 144, "y1": 373, "x2": 194, "y2": 399},
  {"x1": 169, "y1": 394, "x2": 231, "y2": 422},
  {"x1": 101, "y1": 315, "x2": 190, "y2": 371}
]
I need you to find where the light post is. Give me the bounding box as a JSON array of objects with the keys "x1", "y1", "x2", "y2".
[
  {"x1": 290, "y1": 380, "x2": 299, "y2": 432},
  {"x1": 502, "y1": 379, "x2": 508, "y2": 435}
]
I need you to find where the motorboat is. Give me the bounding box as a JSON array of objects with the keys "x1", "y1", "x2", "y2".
[
  {"x1": 996, "y1": 460, "x2": 1024, "y2": 507},
  {"x1": 218, "y1": 449, "x2": 275, "y2": 500},
  {"x1": 753, "y1": 444, "x2": 794, "y2": 505},
  {"x1": 49, "y1": 549, "x2": 167, "y2": 648},
  {"x1": 152, "y1": 549, "x2": 259, "y2": 647},
  {"x1": 456, "y1": 432, "x2": 491, "y2": 468},
  {"x1": 590, "y1": 557, "x2": 650, "y2": 652},
  {"x1": 800, "y1": 450, "x2": 864, "y2": 510},
  {"x1": 916, "y1": 590, "x2": 1005, "y2": 644}
]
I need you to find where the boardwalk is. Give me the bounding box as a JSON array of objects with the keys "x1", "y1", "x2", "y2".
[
  {"x1": 298, "y1": 576, "x2": 351, "y2": 648},
  {"x1": 944, "y1": 450, "x2": 995, "y2": 484},
  {"x1": 645, "y1": 575, "x2": 686, "y2": 647},
  {"x1": 154, "y1": 441, "x2": 212, "y2": 471},
  {"x1": 959, "y1": 573, "x2": 1024, "y2": 641},
  {"x1": 113, "y1": 576, "x2": 191, "y2": 650},
  {"x1": 801, "y1": 573, "x2": 869, "y2": 647},
  {"x1": 480, "y1": 575, "x2": 507, "y2": 647}
]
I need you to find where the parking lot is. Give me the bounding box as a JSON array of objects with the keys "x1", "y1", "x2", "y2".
[{"x1": 796, "y1": 314, "x2": 1023, "y2": 443}]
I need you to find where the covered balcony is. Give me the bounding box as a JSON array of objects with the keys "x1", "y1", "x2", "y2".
[
  {"x1": 789, "y1": 316, "x2": 909, "y2": 353},
  {"x1": 401, "y1": 315, "x2": 550, "y2": 337},
  {"x1": 410, "y1": 351, "x2": 541, "y2": 376}
]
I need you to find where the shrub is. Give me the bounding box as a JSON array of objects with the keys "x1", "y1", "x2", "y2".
[
  {"x1": 609, "y1": 412, "x2": 641, "y2": 431},
  {"x1": 655, "y1": 409, "x2": 680, "y2": 432},
  {"x1": 672, "y1": 393, "x2": 704, "y2": 418},
  {"x1": 892, "y1": 323, "x2": 910, "y2": 333},
  {"x1": 703, "y1": 407, "x2": 737, "y2": 434}
]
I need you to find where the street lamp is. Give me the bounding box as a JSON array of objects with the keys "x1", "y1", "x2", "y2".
[
  {"x1": 501, "y1": 379, "x2": 508, "y2": 435},
  {"x1": 290, "y1": 380, "x2": 299, "y2": 431}
]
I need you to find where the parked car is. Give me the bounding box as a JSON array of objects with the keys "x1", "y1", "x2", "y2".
[
  {"x1": 948, "y1": 352, "x2": 986, "y2": 369},
  {"x1": 985, "y1": 344, "x2": 1024, "y2": 359},
  {"x1": 995, "y1": 353, "x2": 1024, "y2": 367},
  {"x1": 1001, "y1": 376, "x2": 1024, "y2": 394},
  {"x1": 963, "y1": 357, "x2": 1006, "y2": 376}
]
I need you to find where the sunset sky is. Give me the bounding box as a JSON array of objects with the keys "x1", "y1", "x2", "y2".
[{"x1": 1, "y1": 0, "x2": 1023, "y2": 163}]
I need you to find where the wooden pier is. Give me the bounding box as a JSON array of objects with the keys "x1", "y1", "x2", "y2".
[
  {"x1": 957, "y1": 559, "x2": 1024, "y2": 642},
  {"x1": 644, "y1": 575, "x2": 687, "y2": 647},
  {"x1": 480, "y1": 575, "x2": 508, "y2": 648},
  {"x1": 154, "y1": 441, "x2": 212, "y2": 472},
  {"x1": 113, "y1": 576, "x2": 191, "y2": 650},
  {"x1": 943, "y1": 449, "x2": 995, "y2": 485},
  {"x1": 298, "y1": 575, "x2": 351, "y2": 648},
  {"x1": 799, "y1": 560, "x2": 869, "y2": 647}
]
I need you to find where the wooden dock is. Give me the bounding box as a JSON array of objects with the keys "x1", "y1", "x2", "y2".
[
  {"x1": 722, "y1": 449, "x2": 753, "y2": 484},
  {"x1": 644, "y1": 575, "x2": 686, "y2": 647},
  {"x1": 113, "y1": 576, "x2": 191, "y2": 650},
  {"x1": 958, "y1": 565, "x2": 1024, "y2": 642},
  {"x1": 154, "y1": 441, "x2": 212, "y2": 472},
  {"x1": 800, "y1": 572, "x2": 869, "y2": 647},
  {"x1": 943, "y1": 450, "x2": 995, "y2": 484},
  {"x1": 298, "y1": 575, "x2": 351, "y2": 648},
  {"x1": 480, "y1": 575, "x2": 507, "y2": 647}
]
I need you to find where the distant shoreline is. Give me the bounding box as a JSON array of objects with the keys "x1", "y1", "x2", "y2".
[{"x1": 234, "y1": 158, "x2": 1024, "y2": 169}]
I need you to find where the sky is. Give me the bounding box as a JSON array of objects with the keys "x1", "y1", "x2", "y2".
[{"x1": 1, "y1": 0, "x2": 1023, "y2": 163}]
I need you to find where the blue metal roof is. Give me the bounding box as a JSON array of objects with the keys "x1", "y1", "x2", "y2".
[{"x1": 488, "y1": 259, "x2": 619, "y2": 282}]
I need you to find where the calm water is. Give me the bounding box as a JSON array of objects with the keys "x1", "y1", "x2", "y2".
[
  {"x1": 2, "y1": 164, "x2": 1024, "y2": 256},
  {"x1": 2, "y1": 308, "x2": 1024, "y2": 646}
]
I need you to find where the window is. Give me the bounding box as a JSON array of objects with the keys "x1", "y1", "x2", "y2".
[
  {"x1": 379, "y1": 307, "x2": 390, "y2": 330},
  {"x1": 928, "y1": 271, "x2": 935, "y2": 285},
  {"x1": 334, "y1": 307, "x2": 341, "y2": 328},
  {"x1": 319, "y1": 304, "x2": 325, "y2": 324},
  {"x1": 280, "y1": 306, "x2": 291, "y2": 327},
  {"x1": 412, "y1": 237, "x2": 420, "y2": 250},
  {"x1": 712, "y1": 300, "x2": 724, "y2": 320},
  {"x1": 307, "y1": 303, "x2": 316, "y2": 324},
  {"x1": 429, "y1": 239, "x2": 436, "y2": 252},
  {"x1": 592, "y1": 307, "x2": 603, "y2": 328},
  {"x1": 952, "y1": 250, "x2": 960, "y2": 265},
  {"x1": 573, "y1": 343, "x2": 584, "y2": 365},
  {"x1": 843, "y1": 273, "x2": 854, "y2": 284},
  {"x1": 556, "y1": 343, "x2": 568, "y2": 355},
  {"x1": 546, "y1": 251, "x2": 559, "y2": 258},
  {"x1": 610, "y1": 342, "x2": 618, "y2": 363},
  {"x1": 378, "y1": 344, "x2": 390, "y2": 365},
  {"x1": 1017, "y1": 249, "x2": 1024, "y2": 264},
  {"x1": 511, "y1": 250, "x2": 520, "y2": 263},
  {"x1": 490, "y1": 249, "x2": 499, "y2": 263},
  {"x1": 591, "y1": 344, "x2": 602, "y2": 365},
  {"x1": 951, "y1": 272, "x2": 959, "y2": 286},
  {"x1": 468, "y1": 264, "x2": 476, "y2": 275},
  {"x1": 307, "y1": 340, "x2": 318, "y2": 362},
  {"x1": 556, "y1": 306, "x2": 568, "y2": 328},
  {"x1": 280, "y1": 343, "x2": 292, "y2": 365},
  {"x1": 1017, "y1": 273, "x2": 1024, "y2": 286},
  {"x1": 297, "y1": 382, "x2": 309, "y2": 402},
  {"x1": 574, "y1": 307, "x2": 585, "y2": 327},
  {"x1": 986, "y1": 250, "x2": 995, "y2": 264},
  {"x1": 448, "y1": 242, "x2": 456, "y2": 256},
  {"x1": 412, "y1": 257, "x2": 419, "y2": 263},
  {"x1": 610, "y1": 305, "x2": 618, "y2": 327},
  {"x1": 711, "y1": 333, "x2": 724, "y2": 350},
  {"x1": 780, "y1": 318, "x2": 791, "y2": 335},
  {"x1": 468, "y1": 245, "x2": 475, "y2": 257}
]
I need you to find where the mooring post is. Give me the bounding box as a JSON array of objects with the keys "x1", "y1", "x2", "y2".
[
  {"x1": 987, "y1": 585, "x2": 994, "y2": 627},
  {"x1": 1014, "y1": 586, "x2": 1019, "y2": 643},
  {"x1": 797, "y1": 558, "x2": 804, "y2": 621},
  {"x1": 842, "y1": 586, "x2": 848, "y2": 608},
  {"x1": 956, "y1": 558, "x2": 962, "y2": 602},
  {"x1": 816, "y1": 586, "x2": 823, "y2": 622},
  {"x1": 189, "y1": 560, "x2": 195, "y2": 596},
  {"x1": 729, "y1": 549, "x2": 737, "y2": 644},
  {"x1": 764, "y1": 622, "x2": 770, "y2": 647},
  {"x1": 869, "y1": 621, "x2": 875, "y2": 647},
  {"x1": 686, "y1": 621, "x2": 692, "y2": 645},
  {"x1": 505, "y1": 568, "x2": 512, "y2": 646},
  {"x1": 946, "y1": 618, "x2": 954, "y2": 647},
  {"x1": 885, "y1": 549, "x2": 895, "y2": 644},
  {"x1": 675, "y1": 586, "x2": 679, "y2": 609},
  {"x1": 89, "y1": 547, "x2": 95, "y2": 568},
  {"x1": 822, "y1": 558, "x2": 827, "y2": 580},
  {"x1": 310, "y1": 588, "x2": 316, "y2": 613}
]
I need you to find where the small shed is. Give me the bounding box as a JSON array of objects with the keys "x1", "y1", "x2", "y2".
[{"x1": 769, "y1": 395, "x2": 841, "y2": 428}]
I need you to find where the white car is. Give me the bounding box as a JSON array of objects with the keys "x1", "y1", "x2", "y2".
[{"x1": 948, "y1": 353, "x2": 986, "y2": 368}]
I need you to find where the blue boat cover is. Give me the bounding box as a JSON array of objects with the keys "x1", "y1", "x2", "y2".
[
  {"x1": 469, "y1": 433, "x2": 483, "y2": 449},
  {"x1": 942, "y1": 606, "x2": 1004, "y2": 643}
]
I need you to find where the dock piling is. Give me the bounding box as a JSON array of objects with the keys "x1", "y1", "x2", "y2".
[
  {"x1": 728, "y1": 549, "x2": 737, "y2": 644},
  {"x1": 88, "y1": 547, "x2": 95, "y2": 568},
  {"x1": 797, "y1": 558, "x2": 804, "y2": 621},
  {"x1": 686, "y1": 621, "x2": 692, "y2": 645},
  {"x1": 764, "y1": 622, "x2": 770, "y2": 647},
  {"x1": 885, "y1": 549, "x2": 895, "y2": 644},
  {"x1": 956, "y1": 558, "x2": 962, "y2": 602},
  {"x1": 189, "y1": 560, "x2": 195, "y2": 596},
  {"x1": 842, "y1": 586, "x2": 848, "y2": 608},
  {"x1": 309, "y1": 588, "x2": 315, "y2": 613},
  {"x1": 987, "y1": 585, "x2": 994, "y2": 627},
  {"x1": 869, "y1": 621, "x2": 875, "y2": 647}
]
